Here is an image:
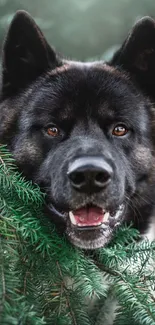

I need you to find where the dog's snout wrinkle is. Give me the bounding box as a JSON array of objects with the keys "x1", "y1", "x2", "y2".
[{"x1": 67, "y1": 156, "x2": 113, "y2": 193}]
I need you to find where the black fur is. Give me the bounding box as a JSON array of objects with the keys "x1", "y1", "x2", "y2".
[{"x1": 0, "y1": 11, "x2": 155, "y2": 249}]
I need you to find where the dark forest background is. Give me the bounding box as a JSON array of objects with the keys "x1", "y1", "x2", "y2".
[{"x1": 0, "y1": 0, "x2": 155, "y2": 61}]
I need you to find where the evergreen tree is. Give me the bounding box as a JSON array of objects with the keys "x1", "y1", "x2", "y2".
[{"x1": 0, "y1": 145, "x2": 155, "y2": 325}]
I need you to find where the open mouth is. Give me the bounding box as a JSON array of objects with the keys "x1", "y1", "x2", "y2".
[
  {"x1": 69, "y1": 204, "x2": 125, "y2": 230},
  {"x1": 67, "y1": 204, "x2": 125, "y2": 249},
  {"x1": 69, "y1": 206, "x2": 114, "y2": 228},
  {"x1": 46, "y1": 202, "x2": 125, "y2": 249}
]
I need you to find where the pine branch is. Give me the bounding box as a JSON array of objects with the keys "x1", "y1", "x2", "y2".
[
  {"x1": 93, "y1": 231, "x2": 155, "y2": 325},
  {"x1": 0, "y1": 224, "x2": 45, "y2": 325},
  {"x1": 0, "y1": 145, "x2": 44, "y2": 207}
]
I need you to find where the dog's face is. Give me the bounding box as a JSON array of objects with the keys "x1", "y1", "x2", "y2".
[{"x1": 1, "y1": 11, "x2": 155, "y2": 249}]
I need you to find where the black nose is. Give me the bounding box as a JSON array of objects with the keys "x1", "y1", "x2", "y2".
[{"x1": 67, "y1": 157, "x2": 113, "y2": 193}]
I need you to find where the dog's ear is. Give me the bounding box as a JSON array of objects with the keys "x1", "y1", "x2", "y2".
[
  {"x1": 111, "y1": 17, "x2": 155, "y2": 98},
  {"x1": 2, "y1": 10, "x2": 60, "y2": 96}
]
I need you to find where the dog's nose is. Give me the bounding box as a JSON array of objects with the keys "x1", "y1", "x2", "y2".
[{"x1": 67, "y1": 157, "x2": 113, "y2": 192}]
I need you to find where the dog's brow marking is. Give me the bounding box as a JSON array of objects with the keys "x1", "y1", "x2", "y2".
[{"x1": 98, "y1": 101, "x2": 115, "y2": 118}]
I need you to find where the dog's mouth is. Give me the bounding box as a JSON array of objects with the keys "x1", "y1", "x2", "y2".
[
  {"x1": 46, "y1": 202, "x2": 125, "y2": 250},
  {"x1": 69, "y1": 206, "x2": 118, "y2": 228}
]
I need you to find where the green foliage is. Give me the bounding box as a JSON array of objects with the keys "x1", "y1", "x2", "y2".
[{"x1": 0, "y1": 145, "x2": 155, "y2": 325}]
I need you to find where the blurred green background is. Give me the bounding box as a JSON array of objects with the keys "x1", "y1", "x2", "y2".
[{"x1": 0, "y1": 0, "x2": 155, "y2": 61}]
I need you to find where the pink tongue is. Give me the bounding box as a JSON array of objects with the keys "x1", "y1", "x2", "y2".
[{"x1": 73, "y1": 207, "x2": 104, "y2": 226}]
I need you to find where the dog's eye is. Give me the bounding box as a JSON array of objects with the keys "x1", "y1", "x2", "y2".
[
  {"x1": 46, "y1": 126, "x2": 60, "y2": 137},
  {"x1": 112, "y1": 124, "x2": 128, "y2": 137}
]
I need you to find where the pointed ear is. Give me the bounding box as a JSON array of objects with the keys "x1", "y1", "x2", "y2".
[
  {"x1": 111, "y1": 17, "x2": 155, "y2": 98},
  {"x1": 2, "y1": 10, "x2": 61, "y2": 96}
]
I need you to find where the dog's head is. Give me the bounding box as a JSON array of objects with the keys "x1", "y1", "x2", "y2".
[{"x1": 1, "y1": 11, "x2": 155, "y2": 249}]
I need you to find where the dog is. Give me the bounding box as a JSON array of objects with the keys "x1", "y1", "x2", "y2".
[{"x1": 0, "y1": 11, "x2": 155, "y2": 249}]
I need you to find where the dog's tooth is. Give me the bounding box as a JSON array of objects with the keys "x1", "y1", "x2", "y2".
[
  {"x1": 69, "y1": 211, "x2": 77, "y2": 225},
  {"x1": 104, "y1": 212, "x2": 110, "y2": 222},
  {"x1": 115, "y1": 222, "x2": 121, "y2": 227},
  {"x1": 115, "y1": 205, "x2": 124, "y2": 219}
]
